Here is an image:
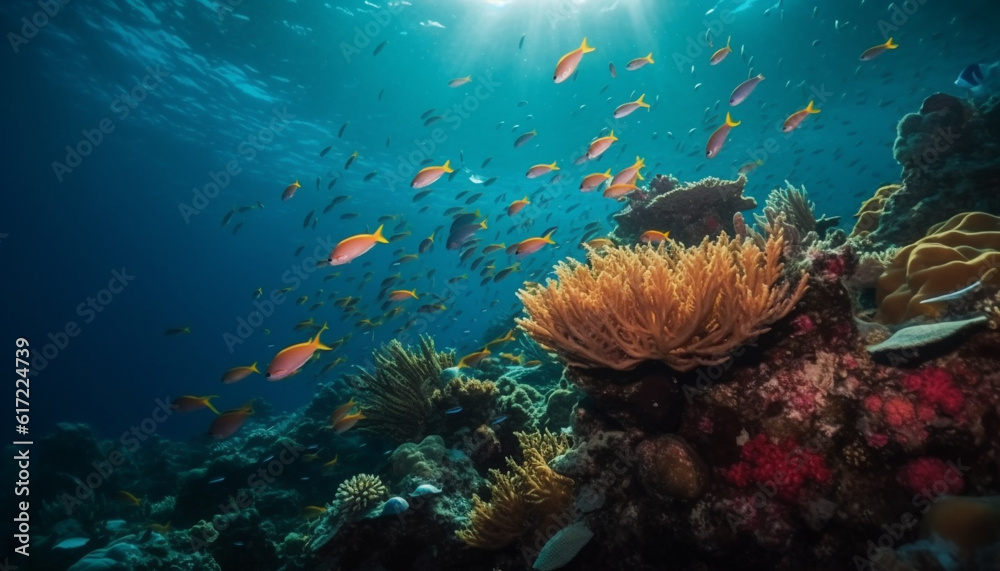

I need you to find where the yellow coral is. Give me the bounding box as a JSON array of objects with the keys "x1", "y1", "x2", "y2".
[
  {"x1": 850, "y1": 184, "x2": 901, "y2": 238},
  {"x1": 875, "y1": 212, "x2": 1000, "y2": 324},
  {"x1": 456, "y1": 431, "x2": 575, "y2": 550},
  {"x1": 516, "y1": 228, "x2": 808, "y2": 371}
]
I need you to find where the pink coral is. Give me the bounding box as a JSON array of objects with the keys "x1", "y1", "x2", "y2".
[
  {"x1": 723, "y1": 434, "x2": 831, "y2": 502},
  {"x1": 901, "y1": 367, "x2": 964, "y2": 416},
  {"x1": 897, "y1": 457, "x2": 965, "y2": 499}
]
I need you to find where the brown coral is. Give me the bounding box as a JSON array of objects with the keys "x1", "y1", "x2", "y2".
[
  {"x1": 610, "y1": 175, "x2": 756, "y2": 246},
  {"x1": 875, "y1": 212, "x2": 1000, "y2": 324},
  {"x1": 516, "y1": 227, "x2": 809, "y2": 372},
  {"x1": 456, "y1": 430, "x2": 573, "y2": 550}
]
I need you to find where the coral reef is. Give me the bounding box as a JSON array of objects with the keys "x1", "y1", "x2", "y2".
[
  {"x1": 456, "y1": 430, "x2": 573, "y2": 550},
  {"x1": 348, "y1": 335, "x2": 455, "y2": 442},
  {"x1": 517, "y1": 225, "x2": 809, "y2": 371},
  {"x1": 610, "y1": 175, "x2": 757, "y2": 246},
  {"x1": 875, "y1": 211, "x2": 1000, "y2": 324},
  {"x1": 868, "y1": 92, "x2": 1000, "y2": 248}
]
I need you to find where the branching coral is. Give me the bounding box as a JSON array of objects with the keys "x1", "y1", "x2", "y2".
[
  {"x1": 516, "y1": 226, "x2": 809, "y2": 372},
  {"x1": 754, "y1": 181, "x2": 839, "y2": 250},
  {"x1": 875, "y1": 212, "x2": 1000, "y2": 324},
  {"x1": 349, "y1": 335, "x2": 454, "y2": 442},
  {"x1": 456, "y1": 430, "x2": 573, "y2": 550},
  {"x1": 335, "y1": 474, "x2": 388, "y2": 517}
]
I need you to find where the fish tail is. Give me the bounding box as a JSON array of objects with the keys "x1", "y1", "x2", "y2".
[
  {"x1": 726, "y1": 36, "x2": 731, "y2": 48},
  {"x1": 480, "y1": 219, "x2": 488, "y2": 230},
  {"x1": 637, "y1": 93, "x2": 649, "y2": 107},
  {"x1": 646, "y1": 52, "x2": 654, "y2": 64},
  {"x1": 373, "y1": 224, "x2": 389, "y2": 244},
  {"x1": 442, "y1": 159, "x2": 453, "y2": 173},
  {"x1": 806, "y1": 100, "x2": 820, "y2": 114},
  {"x1": 725, "y1": 112, "x2": 741, "y2": 127},
  {"x1": 203, "y1": 396, "x2": 221, "y2": 415},
  {"x1": 885, "y1": 37, "x2": 897, "y2": 49},
  {"x1": 249, "y1": 361, "x2": 260, "y2": 374},
  {"x1": 580, "y1": 37, "x2": 595, "y2": 53}
]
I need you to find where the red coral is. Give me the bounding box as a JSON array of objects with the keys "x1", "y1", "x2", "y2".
[
  {"x1": 723, "y1": 434, "x2": 831, "y2": 502},
  {"x1": 897, "y1": 457, "x2": 965, "y2": 499},
  {"x1": 863, "y1": 395, "x2": 883, "y2": 413},
  {"x1": 790, "y1": 313, "x2": 815, "y2": 336},
  {"x1": 882, "y1": 396, "x2": 916, "y2": 429},
  {"x1": 901, "y1": 367, "x2": 964, "y2": 416}
]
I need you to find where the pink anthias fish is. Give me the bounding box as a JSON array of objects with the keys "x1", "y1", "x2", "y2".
[
  {"x1": 327, "y1": 224, "x2": 389, "y2": 266},
  {"x1": 266, "y1": 323, "x2": 333, "y2": 381},
  {"x1": 553, "y1": 38, "x2": 595, "y2": 83},
  {"x1": 706, "y1": 112, "x2": 740, "y2": 159}
]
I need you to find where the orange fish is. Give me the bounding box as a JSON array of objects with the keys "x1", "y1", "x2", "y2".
[
  {"x1": 302, "y1": 506, "x2": 327, "y2": 520},
  {"x1": 209, "y1": 402, "x2": 254, "y2": 439},
  {"x1": 171, "y1": 395, "x2": 221, "y2": 414},
  {"x1": 602, "y1": 183, "x2": 639, "y2": 199},
  {"x1": 782, "y1": 101, "x2": 820, "y2": 133},
  {"x1": 639, "y1": 230, "x2": 670, "y2": 245},
  {"x1": 580, "y1": 169, "x2": 612, "y2": 192},
  {"x1": 553, "y1": 37, "x2": 595, "y2": 83},
  {"x1": 328, "y1": 225, "x2": 389, "y2": 266},
  {"x1": 709, "y1": 36, "x2": 731, "y2": 65},
  {"x1": 512, "y1": 230, "x2": 556, "y2": 257},
  {"x1": 611, "y1": 156, "x2": 645, "y2": 186},
  {"x1": 457, "y1": 348, "x2": 491, "y2": 369},
  {"x1": 625, "y1": 52, "x2": 654, "y2": 71},
  {"x1": 584, "y1": 238, "x2": 615, "y2": 249},
  {"x1": 586, "y1": 130, "x2": 617, "y2": 159},
  {"x1": 281, "y1": 181, "x2": 300, "y2": 201},
  {"x1": 329, "y1": 398, "x2": 357, "y2": 427},
  {"x1": 113, "y1": 490, "x2": 142, "y2": 506},
  {"x1": 411, "y1": 160, "x2": 454, "y2": 188},
  {"x1": 525, "y1": 162, "x2": 559, "y2": 179},
  {"x1": 706, "y1": 112, "x2": 740, "y2": 159},
  {"x1": 220, "y1": 362, "x2": 260, "y2": 384},
  {"x1": 333, "y1": 412, "x2": 364, "y2": 434},
  {"x1": 266, "y1": 323, "x2": 333, "y2": 380},
  {"x1": 507, "y1": 196, "x2": 530, "y2": 216},
  {"x1": 860, "y1": 37, "x2": 897, "y2": 61},
  {"x1": 389, "y1": 289, "x2": 418, "y2": 301}
]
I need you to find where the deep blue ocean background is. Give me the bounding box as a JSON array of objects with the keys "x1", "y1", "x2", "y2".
[{"x1": 2, "y1": 0, "x2": 997, "y2": 443}]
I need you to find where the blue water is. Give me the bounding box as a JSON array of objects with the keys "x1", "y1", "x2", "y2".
[{"x1": 2, "y1": 0, "x2": 996, "y2": 441}]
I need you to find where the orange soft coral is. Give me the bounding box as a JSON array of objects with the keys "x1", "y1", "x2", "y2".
[{"x1": 516, "y1": 226, "x2": 808, "y2": 371}]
